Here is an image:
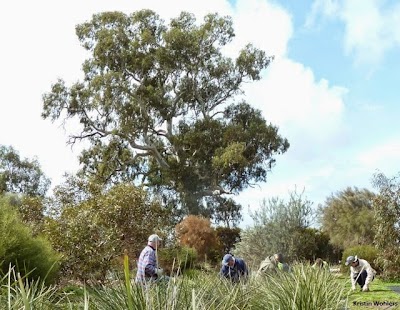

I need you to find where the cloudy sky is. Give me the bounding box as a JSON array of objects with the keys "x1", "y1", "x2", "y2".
[{"x1": 1, "y1": 0, "x2": 399, "y2": 227}]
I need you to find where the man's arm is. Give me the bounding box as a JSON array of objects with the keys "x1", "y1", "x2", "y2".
[
  {"x1": 350, "y1": 267, "x2": 356, "y2": 288},
  {"x1": 363, "y1": 261, "x2": 376, "y2": 285},
  {"x1": 220, "y1": 265, "x2": 231, "y2": 278}
]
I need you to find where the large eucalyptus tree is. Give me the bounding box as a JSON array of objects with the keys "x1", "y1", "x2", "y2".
[{"x1": 42, "y1": 10, "x2": 289, "y2": 218}]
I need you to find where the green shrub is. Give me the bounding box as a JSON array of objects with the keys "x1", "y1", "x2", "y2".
[
  {"x1": 341, "y1": 245, "x2": 379, "y2": 274},
  {"x1": 0, "y1": 197, "x2": 60, "y2": 284},
  {"x1": 158, "y1": 246, "x2": 197, "y2": 275},
  {"x1": 44, "y1": 182, "x2": 175, "y2": 282},
  {"x1": 215, "y1": 226, "x2": 241, "y2": 254}
]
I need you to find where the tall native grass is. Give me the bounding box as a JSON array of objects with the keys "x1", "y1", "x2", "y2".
[
  {"x1": 253, "y1": 264, "x2": 348, "y2": 310},
  {"x1": 86, "y1": 255, "x2": 349, "y2": 310},
  {"x1": 0, "y1": 255, "x2": 349, "y2": 309},
  {"x1": 0, "y1": 264, "x2": 71, "y2": 309}
]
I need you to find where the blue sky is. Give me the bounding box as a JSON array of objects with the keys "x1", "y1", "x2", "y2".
[{"x1": 1, "y1": 0, "x2": 399, "y2": 227}]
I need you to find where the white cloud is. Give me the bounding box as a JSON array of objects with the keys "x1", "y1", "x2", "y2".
[
  {"x1": 231, "y1": 0, "x2": 293, "y2": 57},
  {"x1": 358, "y1": 140, "x2": 400, "y2": 173},
  {"x1": 242, "y1": 57, "x2": 347, "y2": 163},
  {"x1": 306, "y1": 0, "x2": 400, "y2": 66},
  {"x1": 245, "y1": 58, "x2": 346, "y2": 129}
]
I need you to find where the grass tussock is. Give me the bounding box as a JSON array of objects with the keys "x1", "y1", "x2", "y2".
[
  {"x1": 0, "y1": 257, "x2": 351, "y2": 309},
  {"x1": 86, "y1": 257, "x2": 348, "y2": 310}
]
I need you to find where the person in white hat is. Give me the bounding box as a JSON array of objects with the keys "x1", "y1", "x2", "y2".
[
  {"x1": 345, "y1": 255, "x2": 376, "y2": 292},
  {"x1": 135, "y1": 234, "x2": 164, "y2": 284}
]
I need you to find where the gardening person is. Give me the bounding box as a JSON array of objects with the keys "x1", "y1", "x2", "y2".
[
  {"x1": 345, "y1": 255, "x2": 376, "y2": 292},
  {"x1": 135, "y1": 234, "x2": 165, "y2": 284},
  {"x1": 220, "y1": 253, "x2": 248, "y2": 283},
  {"x1": 312, "y1": 258, "x2": 329, "y2": 270},
  {"x1": 257, "y1": 253, "x2": 290, "y2": 276}
]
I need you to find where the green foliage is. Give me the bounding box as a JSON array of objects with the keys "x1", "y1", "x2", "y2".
[
  {"x1": 372, "y1": 172, "x2": 400, "y2": 280},
  {"x1": 234, "y1": 190, "x2": 315, "y2": 267},
  {"x1": 0, "y1": 196, "x2": 60, "y2": 285},
  {"x1": 2, "y1": 193, "x2": 45, "y2": 236},
  {"x1": 41, "y1": 9, "x2": 289, "y2": 220},
  {"x1": 287, "y1": 227, "x2": 341, "y2": 263},
  {"x1": 206, "y1": 196, "x2": 243, "y2": 228},
  {"x1": 158, "y1": 246, "x2": 197, "y2": 275},
  {"x1": 43, "y1": 180, "x2": 174, "y2": 282},
  {"x1": 0, "y1": 145, "x2": 50, "y2": 197},
  {"x1": 215, "y1": 226, "x2": 241, "y2": 254},
  {"x1": 341, "y1": 245, "x2": 379, "y2": 274},
  {"x1": 318, "y1": 187, "x2": 376, "y2": 249},
  {"x1": 309, "y1": 229, "x2": 342, "y2": 263}
]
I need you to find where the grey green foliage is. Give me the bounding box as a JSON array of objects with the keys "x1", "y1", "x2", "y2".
[
  {"x1": 41, "y1": 10, "x2": 289, "y2": 219},
  {"x1": 234, "y1": 190, "x2": 315, "y2": 267},
  {"x1": 318, "y1": 186, "x2": 376, "y2": 249}
]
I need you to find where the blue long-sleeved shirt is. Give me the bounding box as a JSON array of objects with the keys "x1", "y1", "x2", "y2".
[{"x1": 220, "y1": 257, "x2": 248, "y2": 283}]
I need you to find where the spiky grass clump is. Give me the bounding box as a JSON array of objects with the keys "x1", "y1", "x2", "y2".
[
  {"x1": 253, "y1": 264, "x2": 347, "y2": 310},
  {"x1": 87, "y1": 256, "x2": 348, "y2": 310},
  {"x1": 0, "y1": 265, "x2": 69, "y2": 309}
]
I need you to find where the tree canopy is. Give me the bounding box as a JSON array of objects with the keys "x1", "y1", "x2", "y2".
[
  {"x1": 41, "y1": 10, "x2": 289, "y2": 219},
  {"x1": 0, "y1": 145, "x2": 50, "y2": 197},
  {"x1": 44, "y1": 180, "x2": 174, "y2": 281},
  {"x1": 318, "y1": 187, "x2": 376, "y2": 249},
  {"x1": 372, "y1": 172, "x2": 400, "y2": 279}
]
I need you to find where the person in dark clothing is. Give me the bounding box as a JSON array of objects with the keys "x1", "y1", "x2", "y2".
[{"x1": 220, "y1": 254, "x2": 248, "y2": 283}]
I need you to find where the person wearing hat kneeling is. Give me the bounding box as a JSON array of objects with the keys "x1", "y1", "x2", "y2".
[
  {"x1": 220, "y1": 254, "x2": 248, "y2": 283},
  {"x1": 257, "y1": 253, "x2": 290, "y2": 277},
  {"x1": 345, "y1": 255, "x2": 376, "y2": 292},
  {"x1": 135, "y1": 234, "x2": 165, "y2": 284}
]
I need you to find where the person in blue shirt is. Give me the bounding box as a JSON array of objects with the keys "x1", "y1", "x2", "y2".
[{"x1": 220, "y1": 253, "x2": 248, "y2": 283}]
